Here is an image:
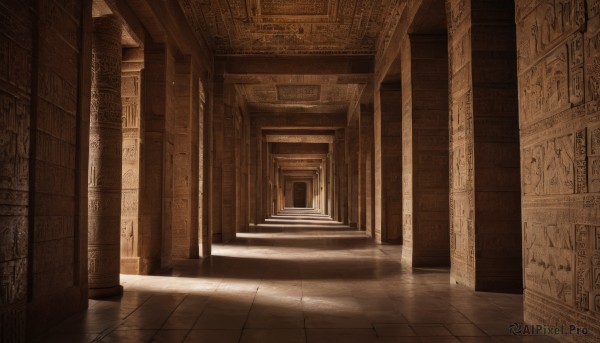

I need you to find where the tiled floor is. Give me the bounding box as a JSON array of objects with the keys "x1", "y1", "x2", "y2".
[{"x1": 40, "y1": 211, "x2": 558, "y2": 343}]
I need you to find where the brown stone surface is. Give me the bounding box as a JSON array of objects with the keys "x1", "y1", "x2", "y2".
[
  {"x1": 179, "y1": 0, "x2": 405, "y2": 55},
  {"x1": 0, "y1": 0, "x2": 33, "y2": 339},
  {"x1": 171, "y1": 57, "x2": 200, "y2": 258},
  {"x1": 9, "y1": 0, "x2": 600, "y2": 340},
  {"x1": 359, "y1": 102, "x2": 375, "y2": 236},
  {"x1": 120, "y1": 50, "x2": 143, "y2": 274},
  {"x1": 379, "y1": 85, "x2": 403, "y2": 243},
  {"x1": 88, "y1": 15, "x2": 123, "y2": 297},
  {"x1": 401, "y1": 34, "x2": 450, "y2": 267},
  {"x1": 516, "y1": 0, "x2": 600, "y2": 340},
  {"x1": 139, "y1": 45, "x2": 169, "y2": 273},
  {"x1": 447, "y1": 0, "x2": 522, "y2": 291}
]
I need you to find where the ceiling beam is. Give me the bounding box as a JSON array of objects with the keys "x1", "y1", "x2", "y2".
[
  {"x1": 266, "y1": 135, "x2": 334, "y2": 144},
  {"x1": 219, "y1": 56, "x2": 374, "y2": 75},
  {"x1": 223, "y1": 74, "x2": 372, "y2": 85}
]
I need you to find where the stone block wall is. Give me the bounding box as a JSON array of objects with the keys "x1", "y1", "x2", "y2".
[
  {"x1": 0, "y1": 1, "x2": 34, "y2": 339},
  {"x1": 29, "y1": 0, "x2": 91, "y2": 336},
  {"x1": 0, "y1": 0, "x2": 91, "y2": 338},
  {"x1": 516, "y1": 0, "x2": 600, "y2": 339}
]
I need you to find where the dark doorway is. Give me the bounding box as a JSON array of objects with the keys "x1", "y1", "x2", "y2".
[{"x1": 293, "y1": 182, "x2": 307, "y2": 208}]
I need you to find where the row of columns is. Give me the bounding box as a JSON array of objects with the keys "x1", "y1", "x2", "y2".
[
  {"x1": 348, "y1": 0, "x2": 521, "y2": 292},
  {"x1": 87, "y1": 14, "x2": 212, "y2": 296}
]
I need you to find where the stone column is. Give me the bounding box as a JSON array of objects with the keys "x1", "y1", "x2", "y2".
[
  {"x1": 346, "y1": 124, "x2": 359, "y2": 228},
  {"x1": 379, "y1": 85, "x2": 403, "y2": 243},
  {"x1": 172, "y1": 56, "x2": 200, "y2": 259},
  {"x1": 401, "y1": 34, "x2": 450, "y2": 267},
  {"x1": 335, "y1": 129, "x2": 347, "y2": 223},
  {"x1": 359, "y1": 103, "x2": 374, "y2": 235},
  {"x1": 88, "y1": 15, "x2": 123, "y2": 298},
  {"x1": 139, "y1": 45, "x2": 167, "y2": 272},
  {"x1": 221, "y1": 84, "x2": 236, "y2": 241},
  {"x1": 211, "y1": 62, "x2": 224, "y2": 241},
  {"x1": 448, "y1": 0, "x2": 521, "y2": 291},
  {"x1": 120, "y1": 49, "x2": 143, "y2": 274},
  {"x1": 248, "y1": 125, "x2": 260, "y2": 227}
]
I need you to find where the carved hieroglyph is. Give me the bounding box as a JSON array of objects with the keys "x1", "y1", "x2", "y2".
[
  {"x1": 518, "y1": 0, "x2": 600, "y2": 339},
  {"x1": 120, "y1": 62, "x2": 143, "y2": 273},
  {"x1": 88, "y1": 15, "x2": 123, "y2": 297},
  {"x1": 448, "y1": 0, "x2": 476, "y2": 288},
  {"x1": 178, "y1": 0, "x2": 405, "y2": 55}
]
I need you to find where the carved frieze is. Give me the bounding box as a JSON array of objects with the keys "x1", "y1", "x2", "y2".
[
  {"x1": 520, "y1": 42, "x2": 583, "y2": 128},
  {"x1": 524, "y1": 216, "x2": 574, "y2": 306},
  {"x1": 517, "y1": 0, "x2": 585, "y2": 71}
]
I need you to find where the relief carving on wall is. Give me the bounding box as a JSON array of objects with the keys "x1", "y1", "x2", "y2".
[
  {"x1": 517, "y1": 0, "x2": 585, "y2": 71},
  {"x1": 589, "y1": 125, "x2": 600, "y2": 193},
  {"x1": 575, "y1": 224, "x2": 600, "y2": 313},
  {"x1": 519, "y1": 42, "x2": 581, "y2": 128},
  {"x1": 524, "y1": 219, "x2": 574, "y2": 305}
]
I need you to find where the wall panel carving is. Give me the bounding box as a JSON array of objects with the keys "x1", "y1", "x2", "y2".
[{"x1": 518, "y1": 0, "x2": 600, "y2": 339}]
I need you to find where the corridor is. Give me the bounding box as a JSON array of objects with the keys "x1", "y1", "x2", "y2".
[{"x1": 40, "y1": 213, "x2": 554, "y2": 343}]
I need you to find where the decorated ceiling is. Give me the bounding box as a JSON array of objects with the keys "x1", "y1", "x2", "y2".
[
  {"x1": 237, "y1": 81, "x2": 363, "y2": 113},
  {"x1": 177, "y1": 0, "x2": 405, "y2": 55}
]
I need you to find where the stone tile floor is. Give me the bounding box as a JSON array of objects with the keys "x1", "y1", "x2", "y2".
[{"x1": 39, "y1": 212, "x2": 558, "y2": 343}]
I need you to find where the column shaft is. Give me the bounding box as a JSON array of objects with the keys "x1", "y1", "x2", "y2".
[{"x1": 88, "y1": 15, "x2": 123, "y2": 298}]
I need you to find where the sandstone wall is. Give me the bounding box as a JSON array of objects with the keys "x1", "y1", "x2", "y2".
[
  {"x1": 30, "y1": 0, "x2": 92, "y2": 336},
  {"x1": 515, "y1": 0, "x2": 600, "y2": 339},
  {"x1": 0, "y1": 0, "x2": 92, "y2": 338}
]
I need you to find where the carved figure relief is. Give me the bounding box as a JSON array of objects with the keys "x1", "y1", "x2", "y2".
[
  {"x1": 453, "y1": 145, "x2": 468, "y2": 191},
  {"x1": 518, "y1": 0, "x2": 584, "y2": 70},
  {"x1": 587, "y1": 24, "x2": 600, "y2": 113},
  {"x1": 122, "y1": 98, "x2": 139, "y2": 128},
  {"x1": 544, "y1": 134, "x2": 574, "y2": 195},
  {"x1": 520, "y1": 65, "x2": 543, "y2": 123},
  {"x1": 525, "y1": 220, "x2": 574, "y2": 305},
  {"x1": 120, "y1": 220, "x2": 135, "y2": 257},
  {"x1": 544, "y1": 46, "x2": 569, "y2": 113}
]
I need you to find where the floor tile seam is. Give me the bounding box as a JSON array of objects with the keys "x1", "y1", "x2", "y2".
[
  {"x1": 154, "y1": 293, "x2": 192, "y2": 334},
  {"x1": 188, "y1": 288, "x2": 219, "y2": 330},
  {"x1": 240, "y1": 271, "x2": 266, "y2": 335}
]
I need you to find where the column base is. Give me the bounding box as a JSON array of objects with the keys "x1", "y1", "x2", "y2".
[{"x1": 89, "y1": 285, "x2": 123, "y2": 299}]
